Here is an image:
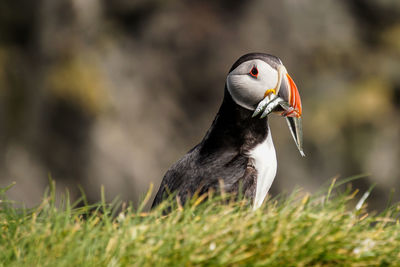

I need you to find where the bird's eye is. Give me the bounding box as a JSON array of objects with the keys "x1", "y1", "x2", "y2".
[{"x1": 249, "y1": 66, "x2": 258, "y2": 78}]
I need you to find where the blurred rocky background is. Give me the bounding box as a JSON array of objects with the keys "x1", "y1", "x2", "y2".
[{"x1": 1, "y1": 0, "x2": 399, "y2": 210}]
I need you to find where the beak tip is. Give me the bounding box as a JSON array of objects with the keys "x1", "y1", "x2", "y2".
[{"x1": 300, "y1": 150, "x2": 306, "y2": 157}]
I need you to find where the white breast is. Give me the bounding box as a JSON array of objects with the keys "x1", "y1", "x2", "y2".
[{"x1": 249, "y1": 126, "x2": 277, "y2": 210}]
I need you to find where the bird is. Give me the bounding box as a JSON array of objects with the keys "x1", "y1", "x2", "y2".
[{"x1": 151, "y1": 52, "x2": 304, "y2": 210}]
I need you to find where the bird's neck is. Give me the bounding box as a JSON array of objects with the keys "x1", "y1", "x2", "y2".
[{"x1": 200, "y1": 87, "x2": 270, "y2": 155}]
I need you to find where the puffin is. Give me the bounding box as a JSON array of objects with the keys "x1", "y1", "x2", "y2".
[{"x1": 152, "y1": 53, "x2": 304, "y2": 209}]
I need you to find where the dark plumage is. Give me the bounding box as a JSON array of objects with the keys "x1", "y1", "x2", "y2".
[
  {"x1": 151, "y1": 52, "x2": 304, "y2": 209},
  {"x1": 151, "y1": 87, "x2": 268, "y2": 207},
  {"x1": 151, "y1": 53, "x2": 281, "y2": 208}
]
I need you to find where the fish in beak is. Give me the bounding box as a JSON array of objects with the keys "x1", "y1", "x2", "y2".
[{"x1": 252, "y1": 65, "x2": 305, "y2": 156}]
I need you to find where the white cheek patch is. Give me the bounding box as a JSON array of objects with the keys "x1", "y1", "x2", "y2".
[
  {"x1": 226, "y1": 60, "x2": 279, "y2": 110},
  {"x1": 256, "y1": 60, "x2": 279, "y2": 90},
  {"x1": 226, "y1": 75, "x2": 260, "y2": 110}
]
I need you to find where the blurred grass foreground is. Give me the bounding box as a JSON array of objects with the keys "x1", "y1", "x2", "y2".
[{"x1": 1, "y1": 180, "x2": 399, "y2": 266}]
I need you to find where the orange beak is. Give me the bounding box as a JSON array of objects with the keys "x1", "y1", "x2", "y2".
[
  {"x1": 278, "y1": 72, "x2": 305, "y2": 156},
  {"x1": 284, "y1": 73, "x2": 302, "y2": 118},
  {"x1": 252, "y1": 69, "x2": 305, "y2": 156}
]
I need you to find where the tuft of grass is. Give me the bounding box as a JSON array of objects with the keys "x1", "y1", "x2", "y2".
[{"x1": 0, "y1": 180, "x2": 399, "y2": 266}]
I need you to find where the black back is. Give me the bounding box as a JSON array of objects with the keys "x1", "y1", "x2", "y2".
[{"x1": 151, "y1": 53, "x2": 277, "y2": 208}]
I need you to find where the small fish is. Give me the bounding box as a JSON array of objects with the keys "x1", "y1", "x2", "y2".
[{"x1": 252, "y1": 94, "x2": 305, "y2": 157}]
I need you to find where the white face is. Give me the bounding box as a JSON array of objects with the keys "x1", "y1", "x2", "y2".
[{"x1": 226, "y1": 59, "x2": 279, "y2": 110}]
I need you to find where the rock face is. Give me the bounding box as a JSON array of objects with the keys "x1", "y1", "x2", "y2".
[{"x1": 0, "y1": 0, "x2": 400, "y2": 209}]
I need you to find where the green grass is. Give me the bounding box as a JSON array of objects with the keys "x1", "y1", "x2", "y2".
[{"x1": 0, "y1": 179, "x2": 399, "y2": 266}]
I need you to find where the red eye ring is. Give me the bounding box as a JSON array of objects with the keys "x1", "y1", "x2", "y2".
[{"x1": 249, "y1": 66, "x2": 258, "y2": 78}]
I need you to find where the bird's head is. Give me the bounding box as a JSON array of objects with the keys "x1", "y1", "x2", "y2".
[{"x1": 226, "y1": 53, "x2": 305, "y2": 156}]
